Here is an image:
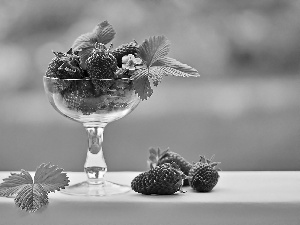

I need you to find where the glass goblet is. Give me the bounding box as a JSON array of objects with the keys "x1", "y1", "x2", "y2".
[{"x1": 43, "y1": 77, "x2": 140, "y2": 196}]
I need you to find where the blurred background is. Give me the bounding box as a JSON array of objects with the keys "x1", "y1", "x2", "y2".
[{"x1": 0, "y1": 0, "x2": 300, "y2": 172}]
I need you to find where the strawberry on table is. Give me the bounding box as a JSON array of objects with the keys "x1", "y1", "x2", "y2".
[
  {"x1": 188, "y1": 155, "x2": 221, "y2": 192},
  {"x1": 148, "y1": 147, "x2": 192, "y2": 186},
  {"x1": 131, "y1": 162, "x2": 186, "y2": 195}
]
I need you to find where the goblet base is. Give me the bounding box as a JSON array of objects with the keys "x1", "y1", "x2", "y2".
[{"x1": 60, "y1": 180, "x2": 131, "y2": 196}]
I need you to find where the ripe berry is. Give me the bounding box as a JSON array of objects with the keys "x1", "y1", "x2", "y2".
[
  {"x1": 148, "y1": 147, "x2": 192, "y2": 186},
  {"x1": 131, "y1": 162, "x2": 185, "y2": 195},
  {"x1": 62, "y1": 81, "x2": 97, "y2": 114},
  {"x1": 86, "y1": 43, "x2": 118, "y2": 80},
  {"x1": 188, "y1": 155, "x2": 221, "y2": 192},
  {"x1": 46, "y1": 49, "x2": 83, "y2": 79}
]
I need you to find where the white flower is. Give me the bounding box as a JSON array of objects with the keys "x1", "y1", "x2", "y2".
[{"x1": 122, "y1": 54, "x2": 143, "y2": 71}]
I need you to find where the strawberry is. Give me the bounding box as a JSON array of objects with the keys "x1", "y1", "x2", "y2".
[
  {"x1": 91, "y1": 79, "x2": 114, "y2": 96},
  {"x1": 86, "y1": 43, "x2": 118, "y2": 80},
  {"x1": 46, "y1": 49, "x2": 83, "y2": 79},
  {"x1": 188, "y1": 155, "x2": 221, "y2": 192},
  {"x1": 131, "y1": 162, "x2": 185, "y2": 195},
  {"x1": 63, "y1": 89, "x2": 84, "y2": 111},
  {"x1": 85, "y1": 43, "x2": 117, "y2": 93},
  {"x1": 62, "y1": 80, "x2": 97, "y2": 114},
  {"x1": 148, "y1": 147, "x2": 192, "y2": 186},
  {"x1": 111, "y1": 41, "x2": 139, "y2": 67},
  {"x1": 44, "y1": 78, "x2": 71, "y2": 94}
]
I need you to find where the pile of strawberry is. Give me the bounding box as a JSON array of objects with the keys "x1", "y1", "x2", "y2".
[
  {"x1": 131, "y1": 148, "x2": 221, "y2": 195},
  {"x1": 44, "y1": 21, "x2": 143, "y2": 114},
  {"x1": 45, "y1": 20, "x2": 200, "y2": 105},
  {"x1": 46, "y1": 42, "x2": 138, "y2": 81}
]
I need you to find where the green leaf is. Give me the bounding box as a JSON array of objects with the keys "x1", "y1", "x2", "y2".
[
  {"x1": 14, "y1": 184, "x2": 48, "y2": 213},
  {"x1": 71, "y1": 33, "x2": 94, "y2": 52},
  {"x1": 133, "y1": 75, "x2": 153, "y2": 100},
  {"x1": 152, "y1": 57, "x2": 200, "y2": 77},
  {"x1": 130, "y1": 67, "x2": 148, "y2": 80},
  {"x1": 34, "y1": 163, "x2": 69, "y2": 193},
  {"x1": 0, "y1": 170, "x2": 32, "y2": 197},
  {"x1": 148, "y1": 67, "x2": 164, "y2": 86},
  {"x1": 72, "y1": 21, "x2": 116, "y2": 51},
  {"x1": 136, "y1": 39, "x2": 199, "y2": 89},
  {"x1": 131, "y1": 66, "x2": 164, "y2": 87},
  {"x1": 147, "y1": 147, "x2": 159, "y2": 169},
  {"x1": 146, "y1": 64, "x2": 199, "y2": 86},
  {"x1": 71, "y1": 21, "x2": 116, "y2": 69},
  {"x1": 77, "y1": 47, "x2": 94, "y2": 69},
  {"x1": 138, "y1": 36, "x2": 170, "y2": 67},
  {"x1": 160, "y1": 66, "x2": 198, "y2": 78},
  {"x1": 92, "y1": 20, "x2": 116, "y2": 45},
  {"x1": 0, "y1": 163, "x2": 69, "y2": 212}
]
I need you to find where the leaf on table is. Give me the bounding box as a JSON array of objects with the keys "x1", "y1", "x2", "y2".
[
  {"x1": 0, "y1": 163, "x2": 69, "y2": 212},
  {"x1": 34, "y1": 163, "x2": 70, "y2": 193},
  {"x1": 14, "y1": 184, "x2": 49, "y2": 213},
  {"x1": 0, "y1": 170, "x2": 33, "y2": 197}
]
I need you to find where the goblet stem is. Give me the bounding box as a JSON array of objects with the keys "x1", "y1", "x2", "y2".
[
  {"x1": 60, "y1": 124, "x2": 132, "y2": 196},
  {"x1": 84, "y1": 126, "x2": 107, "y2": 184},
  {"x1": 44, "y1": 77, "x2": 140, "y2": 196}
]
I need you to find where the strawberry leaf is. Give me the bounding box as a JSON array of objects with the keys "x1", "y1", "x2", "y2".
[
  {"x1": 145, "y1": 64, "x2": 199, "y2": 86},
  {"x1": 14, "y1": 184, "x2": 49, "y2": 213},
  {"x1": 0, "y1": 170, "x2": 33, "y2": 197},
  {"x1": 147, "y1": 147, "x2": 159, "y2": 169},
  {"x1": 0, "y1": 163, "x2": 69, "y2": 212},
  {"x1": 133, "y1": 75, "x2": 153, "y2": 100},
  {"x1": 138, "y1": 36, "x2": 170, "y2": 67},
  {"x1": 72, "y1": 20, "x2": 116, "y2": 51},
  {"x1": 34, "y1": 163, "x2": 69, "y2": 193},
  {"x1": 136, "y1": 37, "x2": 199, "y2": 89},
  {"x1": 131, "y1": 67, "x2": 164, "y2": 87},
  {"x1": 92, "y1": 20, "x2": 116, "y2": 45},
  {"x1": 152, "y1": 57, "x2": 200, "y2": 77},
  {"x1": 72, "y1": 21, "x2": 116, "y2": 69},
  {"x1": 149, "y1": 147, "x2": 158, "y2": 156},
  {"x1": 77, "y1": 47, "x2": 93, "y2": 69},
  {"x1": 148, "y1": 67, "x2": 164, "y2": 86},
  {"x1": 71, "y1": 33, "x2": 94, "y2": 52},
  {"x1": 160, "y1": 66, "x2": 198, "y2": 78}
]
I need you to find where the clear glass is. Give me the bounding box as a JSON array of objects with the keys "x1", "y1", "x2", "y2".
[{"x1": 43, "y1": 77, "x2": 140, "y2": 196}]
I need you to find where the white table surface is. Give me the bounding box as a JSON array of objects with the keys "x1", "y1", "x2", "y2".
[{"x1": 0, "y1": 171, "x2": 299, "y2": 225}]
